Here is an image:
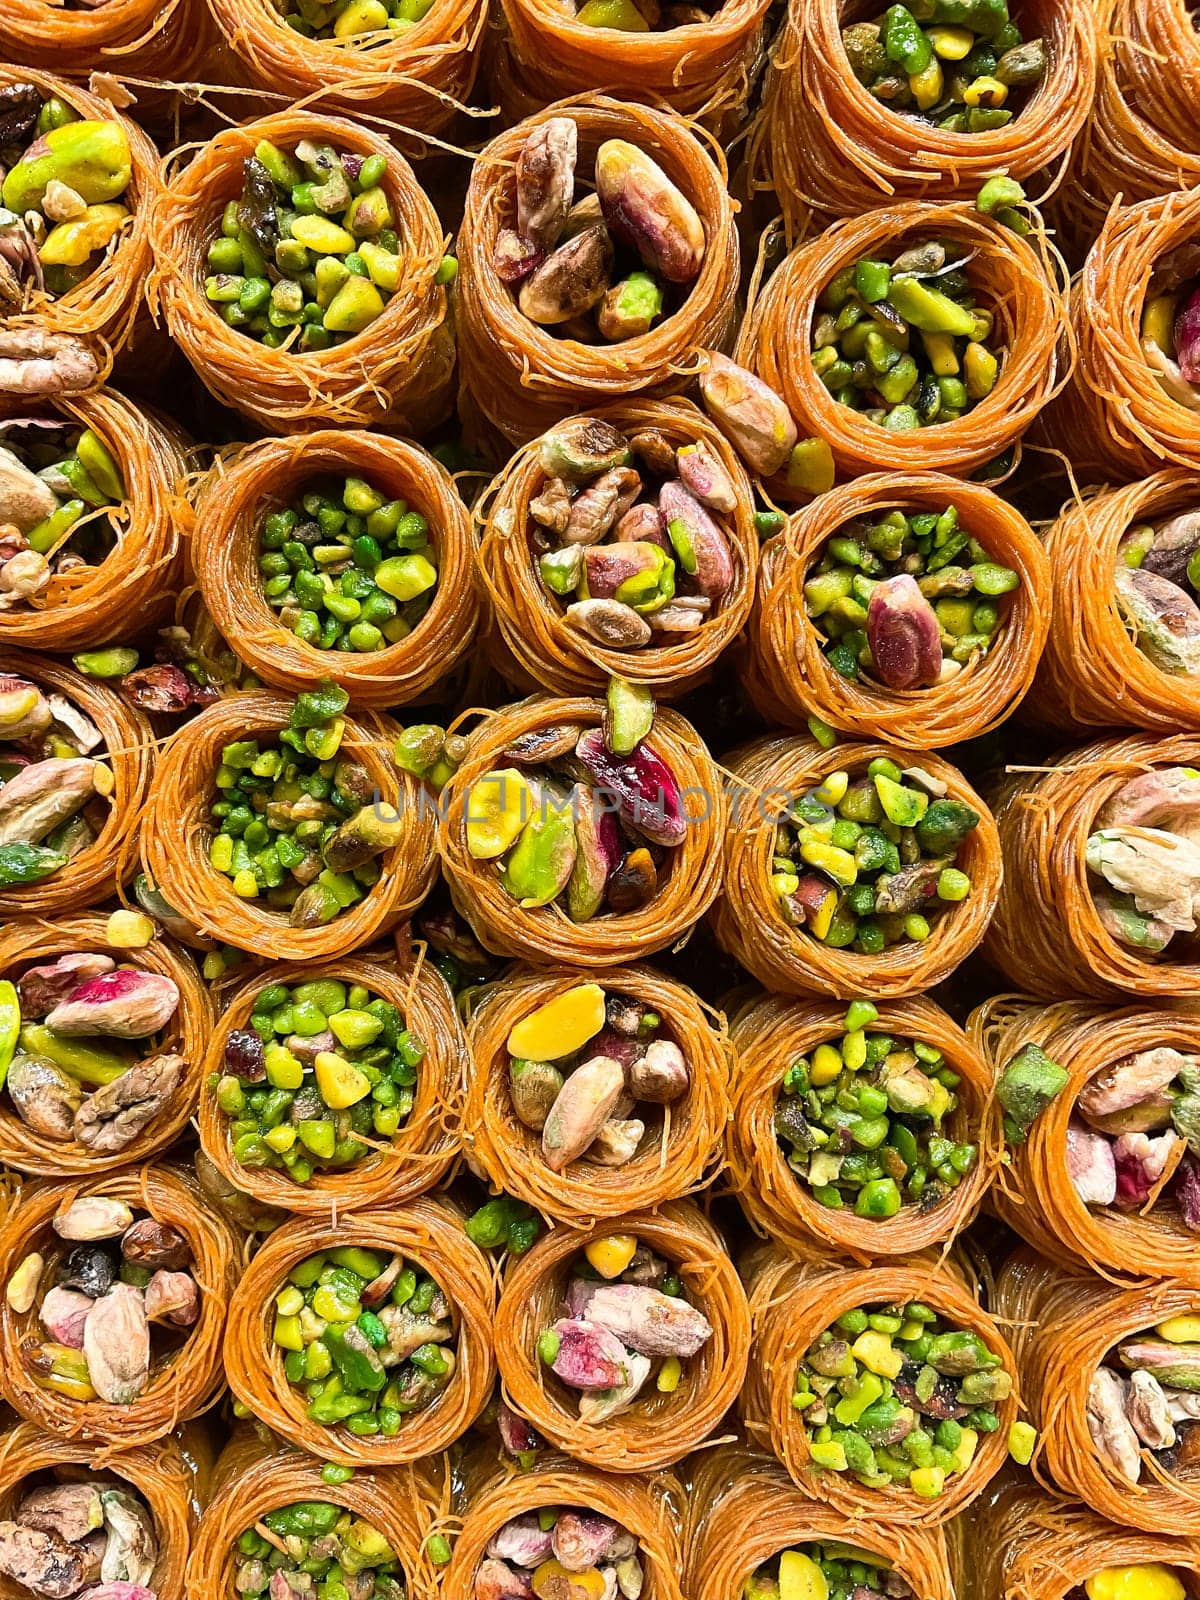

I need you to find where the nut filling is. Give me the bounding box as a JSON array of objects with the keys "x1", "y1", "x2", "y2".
[
  {"x1": 775, "y1": 999, "x2": 977, "y2": 1219},
  {"x1": 206, "y1": 682, "x2": 397, "y2": 928},
  {"x1": 803, "y1": 501, "x2": 1020, "y2": 688},
  {"x1": 493, "y1": 116, "x2": 706, "y2": 346},
  {"x1": 1085, "y1": 1318, "x2": 1200, "y2": 1486},
  {"x1": 463, "y1": 685, "x2": 687, "y2": 922},
  {"x1": 0, "y1": 86, "x2": 133, "y2": 306},
  {"x1": 842, "y1": 0, "x2": 1047, "y2": 133},
  {"x1": 1065, "y1": 1039, "x2": 1200, "y2": 1232},
  {"x1": 812, "y1": 239, "x2": 1002, "y2": 433},
  {"x1": 477, "y1": 1507, "x2": 644, "y2": 1600},
  {"x1": 1116, "y1": 510, "x2": 1200, "y2": 677},
  {"x1": 0, "y1": 676, "x2": 112, "y2": 890},
  {"x1": 0, "y1": 1471, "x2": 159, "y2": 1600},
  {"x1": 212, "y1": 975, "x2": 425, "y2": 1184},
  {"x1": 0, "y1": 419, "x2": 124, "y2": 614},
  {"x1": 258, "y1": 472, "x2": 440, "y2": 655},
  {"x1": 1085, "y1": 767, "x2": 1200, "y2": 957},
  {"x1": 504, "y1": 982, "x2": 689, "y2": 1172},
  {"x1": 772, "y1": 760, "x2": 980, "y2": 955},
  {"x1": 529, "y1": 417, "x2": 737, "y2": 651},
  {"x1": 792, "y1": 1301, "x2": 1009, "y2": 1499},
  {"x1": 205, "y1": 140, "x2": 408, "y2": 350},
  {"x1": 536, "y1": 1233, "x2": 713, "y2": 1421},
  {"x1": 270, "y1": 0, "x2": 435, "y2": 40},
  {"x1": 743, "y1": 1544, "x2": 915, "y2": 1600},
  {"x1": 5, "y1": 1196, "x2": 200, "y2": 1408},
  {"x1": 272, "y1": 1246, "x2": 455, "y2": 1438},
  {"x1": 234, "y1": 1502, "x2": 404, "y2": 1600},
  {"x1": 3, "y1": 953, "x2": 184, "y2": 1155}
]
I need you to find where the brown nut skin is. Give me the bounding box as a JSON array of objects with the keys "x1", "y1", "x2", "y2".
[
  {"x1": 563, "y1": 467, "x2": 642, "y2": 545},
  {"x1": 565, "y1": 598, "x2": 652, "y2": 648},
  {"x1": 517, "y1": 116, "x2": 578, "y2": 252},
  {"x1": 866, "y1": 573, "x2": 944, "y2": 690},
  {"x1": 518, "y1": 227, "x2": 615, "y2": 326},
  {"x1": 595, "y1": 140, "x2": 705, "y2": 285},
  {"x1": 698, "y1": 352, "x2": 797, "y2": 476},
  {"x1": 494, "y1": 228, "x2": 544, "y2": 284}
]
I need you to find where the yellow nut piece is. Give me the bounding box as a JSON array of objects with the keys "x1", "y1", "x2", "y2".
[
  {"x1": 6, "y1": 1251, "x2": 43, "y2": 1313},
  {"x1": 785, "y1": 437, "x2": 835, "y2": 496},
  {"x1": 105, "y1": 909, "x2": 155, "y2": 948},
  {"x1": 811, "y1": 1044, "x2": 843, "y2": 1086},
  {"x1": 841, "y1": 1029, "x2": 867, "y2": 1071},
  {"x1": 657, "y1": 1355, "x2": 682, "y2": 1394},
  {"x1": 585, "y1": 1233, "x2": 638, "y2": 1279},
  {"x1": 1085, "y1": 1569, "x2": 1186, "y2": 1600},
  {"x1": 1154, "y1": 1316, "x2": 1200, "y2": 1342},
  {"x1": 1142, "y1": 294, "x2": 1178, "y2": 353},
  {"x1": 799, "y1": 837, "x2": 858, "y2": 887},
  {"x1": 1007, "y1": 1419, "x2": 1037, "y2": 1465},
  {"x1": 910, "y1": 1465, "x2": 945, "y2": 1499},
  {"x1": 334, "y1": 0, "x2": 389, "y2": 31},
  {"x1": 778, "y1": 1550, "x2": 829, "y2": 1600},
  {"x1": 315, "y1": 1050, "x2": 372, "y2": 1109},
  {"x1": 909, "y1": 57, "x2": 944, "y2": 110},
  {"x1": 507, "y1": 982, "x2": 606, "y2": 1061},
  {"x1": 921, "y1": 331, "x2": 960, "y2": 376},
  {"x1": 290, "y1": 214, "x2": 357, "y2": 254},
  {"x1": 465, "y1": 767, "x2": 535, "y2": 860},
  {"x1": 950, "y1": 1425, "x2": 978, "y2": 1475},
  {"x1": 39, "y1": 204, "x2": 128, "y2": 268},
  {"x1": 928, "y1": 23, "x2": 972, "y2": 56},
  {"x1": 814, "y1": 770, "x2": 849, "y2": 806},
  {"x1": 962, "y1": 74, "x2": 1007, "y2": 107},
  {"x1": 851, "y1": 1330, "x2": 903, "y2": 1378},
  {"x1": 964, "y1": 342, "x2": 999, "y2": 401},
  {"x1": 532, "y1": 1561, "x2": 607, "y2": 1600}
]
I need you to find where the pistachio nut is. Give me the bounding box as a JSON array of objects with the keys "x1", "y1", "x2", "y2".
[
  {"x1": 53, "y1": 1196, "x2": 133, "y2": 1240},
  {"x1": 675, "y1": 440, "x2": 737, "y2": 512},
  {"x1": 538, "y1": 418, "x2": 630, "y2": 479},
  {"x1": 0, "y1": 678, "x2": 51, "y2": 739},
  {"x1": 45, "y1": 968, "x2": 180, "y2": 1039},
  {"x1": 613, "y1": 502, "x2": 667, "y2": 547},
  {"x1": 518, "y1": 226, "x2": 615, "y2": 325},
  {"x1": 0, "y1": 757, "x2": 96, "y2": 845},
  {"x1": 598, "y1": 271, "x2": 663, "y2": 342},
  {"x1": 6, "y1": 1251, "x2": 43, "y2": 1313},
  {"x1": 658, "y1": 479, "x2": 733, "y2": 600},
  {"x1": 866, "y1": 573, "x2": 944, "y2": 690},
  {"x1": 0, "y1": 328, "x2": 98, "y2": 395},
  {"x1": 322, "y1": 802, "x2": 403, "y2": 872},
  {"x1": 698, "y1": 352, "x2": 798, "y2": 477},
  {"x1": 83, "y1": 1282, "x2": 151, "y2": 1405},
  {"x1": 574, "y1": 727, "x2": 686, "y2": 846},
  {"x1": 494, "y1": 228, "x2": 544, "y2": 284},
  {"x1": 1115, "y1": 565, "x2": 1200, "y2": 675},
  {"x1": 564, "y1": 466, "x2": 642, "y2": 545},
  {"x1": 595, "y1": 140, "x2": 705, "y2": 284},
  {"x1": 542, "y1": 1054, "x2": 626, "y2": 1169},
  {"x1": 590, "y1": 1116, "x2": 646, "y2": 1165},
  {"x1": 510, "y1": 1058, "x2": 565, "y2": 1132},
  {"x1": 2, "y1": 120, "x2": 132, "y2": 215},
  {"x1": 502, "y1": 794, "x2": 578, "y2": 908},
  {"x1": 583, "y1": 541, "x2": 675, "y2": 614},
  {"x1": 606, "y1": 848, "x2": 658, "y2": 911},
  {"x1": 628, "y1": 1038, "x2": 688, "y2": 1102},
  {"x1": 565, "y1": 598, "x2": 652, "y2": 648},
  {"x1": 0, "y1": 444, "x2": 57, "y2": 530},
  {"x1": 516, "y1": 116, "x2": 578, "y2": 253},
  {"x1": 465, "y1": 768, "x2": 536, "y2": 859},
  {"x1": 567, "y1": 791, "x2": 622, "y2": 923},
  {"x1": 604, "y1": 675, "x2": 654, "y2": 756}
]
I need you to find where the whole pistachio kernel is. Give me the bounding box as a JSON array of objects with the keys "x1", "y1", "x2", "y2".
[
  {"x1": 772, "y1": 762, "x2": 979, "y2": 954},
  {"x1": 813, "y1": 239, "x2": 1001, "y2": 430},
  {"x1": 803, "y1": 501, "x2": 1019, "y2": 685}
]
